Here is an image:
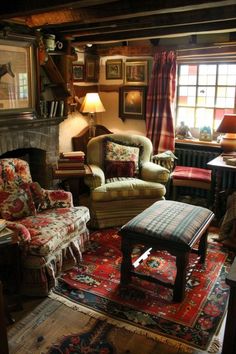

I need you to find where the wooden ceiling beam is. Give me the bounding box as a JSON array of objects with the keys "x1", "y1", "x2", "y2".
[
  {"x1": 55, "y1": 5, "x2": 236, "y2": 37},
  {"x1": 7, "y1": 0, "x2": 236, "y2": 27},
  {"x1": 71, "y1": 18, "x2": 236, "y2": 45},
  {"x1": 0, "y1": 0, "x2": 119, "y2": 19}
]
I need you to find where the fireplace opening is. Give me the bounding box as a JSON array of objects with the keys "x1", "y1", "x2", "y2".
[{"x1": 0, "y1": 148, "x2": 47, "y2": 187}]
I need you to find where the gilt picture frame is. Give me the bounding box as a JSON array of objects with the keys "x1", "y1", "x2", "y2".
[
  {"x1": 85, "y1": 54, "x2": 99, "y2": 82},
  {"x1": 124, "y1": 60, "x2": 148, "y2": 85},
  {"x1": 0, "y1": 36, "x2": 36, "y2": 120},
  {"x1": 72, "y1": 64, "x2": 84, "y2": 82},
  {"x1": 106, "y1": 59, "x2": 123, "y2": 80},
  {"x1": 119, "y1": 86, "x2": 147, "y2": 120}
]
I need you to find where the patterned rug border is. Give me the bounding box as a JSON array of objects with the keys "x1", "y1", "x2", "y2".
[{"x1": 49, "y1": 289, "x2": 223, "y2": 353}]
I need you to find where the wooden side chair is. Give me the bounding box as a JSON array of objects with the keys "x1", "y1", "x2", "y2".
[{"x1": 172, "y1": 166, "x2": 212, "y2": 206}]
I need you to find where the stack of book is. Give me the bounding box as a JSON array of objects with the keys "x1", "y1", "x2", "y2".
[
  {"x1": 0, "y1": 219, "x2": 14, "y2": 244},
  {"x1": 55, "y1": 151, "x2": 88, "y2": 176},
  {"x1": 222, "y1": 152, "x2": 236, "y2": 166}
]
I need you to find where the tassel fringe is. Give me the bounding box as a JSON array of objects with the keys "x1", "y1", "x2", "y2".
[{"x1": 49, "y1": 291, "x2": 197, "y2": 353}]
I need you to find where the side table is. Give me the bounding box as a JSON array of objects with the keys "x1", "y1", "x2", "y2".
[
  {"x1": 53, "y1": 164, "x2": 93, "y2": 205},
  {"x1": 207, "y1": 155, "x2": 236, "y2": 221},
  {"x1": 0, "y1": 229, "x2": 22, "y2": 324}
]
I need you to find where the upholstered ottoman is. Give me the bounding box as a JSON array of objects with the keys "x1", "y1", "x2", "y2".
[{"x1": 118, "y1": 200, "x2": 214, "y2": 302}]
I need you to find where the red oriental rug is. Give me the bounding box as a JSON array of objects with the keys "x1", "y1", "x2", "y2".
[{"x1": 51, "y1": 228, "x2": 232, "y2": 352}]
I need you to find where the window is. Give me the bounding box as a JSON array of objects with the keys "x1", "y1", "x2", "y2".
[{"x1": 176, "y1": 63, "x2": 236, "y2": 133}]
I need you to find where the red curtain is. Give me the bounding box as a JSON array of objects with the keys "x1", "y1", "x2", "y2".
[{"x1": 146, "y1": 51, "x2": 176, "y2": 153}]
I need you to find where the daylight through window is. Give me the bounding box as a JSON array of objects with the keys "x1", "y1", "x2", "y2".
[{"x1": 176, "y1": 63, "x2": 236, "y2": 135}]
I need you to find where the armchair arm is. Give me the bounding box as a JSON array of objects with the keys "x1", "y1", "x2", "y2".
[
  {"x1": 6, "y1": 221, "x2": 31, "y2": 243},
  {"x1": 84, "y1": 164, "x2": 105, "y2": 189},
  {"x1": 141, "y1": 162, "x2": 170, "y2": 184}
]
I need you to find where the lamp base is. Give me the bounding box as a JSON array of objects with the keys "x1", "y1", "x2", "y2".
[
  {"x1": 220, "y1": 133, "x2": 236, "y2": 152},
  {"x1": 88, "y1": 113, "x2": 96, "y2": 139}
]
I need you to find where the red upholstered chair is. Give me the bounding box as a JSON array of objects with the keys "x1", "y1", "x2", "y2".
[{"x1": 172, "y1": 166, "x2": 212, "y2": 206}]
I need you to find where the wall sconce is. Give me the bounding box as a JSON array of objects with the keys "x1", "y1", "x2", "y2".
[
  {"x1": 216, "y1": 114, "x2": 236, "y2": 152},
  {"x1": 80, "y1": 93, "x2": 105, "y2": 138}
]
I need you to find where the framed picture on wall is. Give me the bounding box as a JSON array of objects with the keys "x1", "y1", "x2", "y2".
[
  {"x1": 72, "y1": 64, "x2": 84, "y2": 81},
  {"x1": 0, "y1": 37, "x2": 36, "y2": 119},
  {"x1": 124, "y1": 60, "x2": 148, "y2": 85},
  {"x1": 119, "y1": 86, "x2": 147, "y2": 120},
  {"x1": 106, "y1": 59, "x2": 123, "y2": 79},
  {"x1": 85, "y1": 54, "x2": 99, "y2": 82}
]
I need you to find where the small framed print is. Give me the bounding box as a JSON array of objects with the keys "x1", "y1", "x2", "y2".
[
  {"x1": 119, "y1": 86, "x2": 147, "y2": 120},
  {"x1": 85, "y1": 54, "x2": 99, "y2": 82},
  {"x1": 72, "y1": 64, "x2": 84, "y2": 81},
  {"x1": 106, "y1": 59, "x2": 123, "y2": 79},
  {"x1": 125, "y1": 60, "x2": 148, "y2": 85}
]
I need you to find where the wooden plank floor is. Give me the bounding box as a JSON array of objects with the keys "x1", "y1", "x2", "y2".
[{"x1": 7, "y1": 296, "x2": 225, "y2": 354}]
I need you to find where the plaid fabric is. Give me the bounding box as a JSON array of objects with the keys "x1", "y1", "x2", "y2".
[
  {"x1": 172, "y1": 166, "x2": 212, "y2": 183},
  {"x1": 146, "y1": 51, "x2": 176, "y2": 154},
  {"x1": 120, "y1": 200, "x2": 214, "y2": 249}
]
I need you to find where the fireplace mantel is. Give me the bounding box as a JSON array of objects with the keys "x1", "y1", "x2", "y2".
[{"x1": 0, "y1": 116, "x2": 65, "y2": 132}]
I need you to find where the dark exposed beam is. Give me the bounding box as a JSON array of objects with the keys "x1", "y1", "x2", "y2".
[
  {"x1": 0, "y1": 0, "x2": 119, "y2": 19},
  {"x1": 9, "y1": 0, "x2": 236, "y2": 27},
  {"x1": 0, "y1": 0, "x2": 236, "y2": 46},
  {"x1": 72, "y1": 18, "x2": 236, "y2": 45},
  {"x1": 56, "y1": 5, "x2": 236, "y2": 37}
]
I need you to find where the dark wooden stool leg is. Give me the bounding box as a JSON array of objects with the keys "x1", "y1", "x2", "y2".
[
  {"x1": 222, "y1": 257, "x2": 236, "y2": 354},
  {"x1": 173, "y1": 252, "x2": 189, "y2": 302},
  {"x1": 120, "y1": 238, "x2": 133, "y2": 286},
  {"x1": 0, "y1": 281, "x2": 9, "y2": 354},
  {"x1": 198, "y1": 231, "x2": 208, "y2": 264}
]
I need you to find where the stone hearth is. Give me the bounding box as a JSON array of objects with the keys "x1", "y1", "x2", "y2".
[{"x1": 0, "y1": 118, "x2": 63, "y2": 188}]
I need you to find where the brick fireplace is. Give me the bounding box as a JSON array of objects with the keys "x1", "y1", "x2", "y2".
[{"x1": 0, "y1": 118, "x2": 63, "y2": 188}]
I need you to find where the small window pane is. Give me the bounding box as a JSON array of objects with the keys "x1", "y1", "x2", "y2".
[
  {"x1": 178, "y1": 86, "x2": 196, "y2": 106},
  {"x1": 197, "y1": 87, "x2": 215, "y2": 107},
  {"x1": 196, "y1": 108, "x2": 214, "y2": 128},
  {"x1": 176, "y1": 107, "x2": 195, "y2": 127},
  {"x1": 199, "y1": 64, "x2": 216, "y2": 85},
  {"x1": 178, "y1": 65, "x2": 197, "y2": 85}
]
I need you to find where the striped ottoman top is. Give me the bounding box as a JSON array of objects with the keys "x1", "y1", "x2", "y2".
[{"x1": 119, "y1": 200, "x2": 214, "y2": 250}]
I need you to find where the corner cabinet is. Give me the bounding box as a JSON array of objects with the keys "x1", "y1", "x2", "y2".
[{"x1": 39, "y1": 51, "x2": 73, "y2": 118}]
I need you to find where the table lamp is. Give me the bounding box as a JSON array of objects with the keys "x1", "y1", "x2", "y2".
[
  {"x1": 80, "y1": 93, "x2": 105, "y2": 138},
  {"x1": 216, "y1": 114, "x2": 236, "y2": 152}
]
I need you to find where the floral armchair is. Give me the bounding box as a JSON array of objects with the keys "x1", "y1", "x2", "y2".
[
  {"x1": 84, "y1": 134, "x2": 170, "y2": 229},
  {"x1": 0, "y1": 158, "x2": 90, "y2": 296}
]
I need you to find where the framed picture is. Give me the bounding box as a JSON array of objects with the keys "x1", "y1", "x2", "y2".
[
  {"x1": 85, "y1": 54, "x2": 99, "y2": 82},
  {"x1": 0, "y1": 36, "x2": 36, "y2": 119},
  {"x1": 72, "y1": 64, "x2": 84, "y2": 81},
  {"x1": 106, "y1": 59, "x2": 123, "y2": 79},
  {"x1": 119, "y1": 86, "x2": 147, "y2": 120},
  {"x1": 124, "y1": 60, "x2": 148, "y2": 85}
]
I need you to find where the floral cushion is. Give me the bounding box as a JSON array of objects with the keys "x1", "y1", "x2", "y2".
[
  {"x1": 0, "y1": 189, "x2": 36, "y2": 221},
  {"x1": 0, "y1": 158, "x2": 32, "y2": 191},
  {"x1": 105, "y1": 160, "x2": 135, "y2": 179},
  {"x1": 21, "y1": 181, "x2": 46, "y2": 210},
  {"x1": 105, "y1": 140, "x2": 141, "y2": 173},
  {"x1": 39, "y1": 189, "x2": 73, "y2": 210}
]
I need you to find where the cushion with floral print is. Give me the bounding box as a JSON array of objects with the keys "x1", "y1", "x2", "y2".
[
  {"x1": 104, "y1": 139, "x2": 141, "y2": 174},
  {"x1": 39, "y1": 189, "x2": 73, "y2": 210},
  {"x1": 20, "y1": 181, "x2": 46, "y2": 211},
  {"x1": 0, "y1": 189, "x2": 36, "y2": 221}
]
